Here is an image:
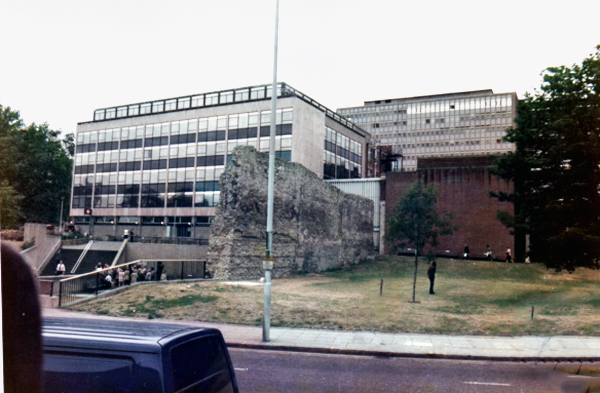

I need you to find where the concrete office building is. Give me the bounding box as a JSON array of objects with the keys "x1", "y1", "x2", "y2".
[
  {"x1": 71, "y1": 83, "x2": 371, "y2": 239},
  {"x1": 338, "y1": 90, "x2": 517, "y2": 172}
]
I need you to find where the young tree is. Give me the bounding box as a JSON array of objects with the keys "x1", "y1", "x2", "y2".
[
  {"x1": 492, "y1": 46, "x2": 600, "y2": 272},
  {"x1": 386, "y1": 180, "x2": 455, "y2": 302}
]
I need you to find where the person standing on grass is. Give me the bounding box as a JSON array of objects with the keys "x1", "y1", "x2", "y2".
[
  {"x1": 463, "y1": 244, "x2": 470, "y2": 259},
  {"x1": 427, "y1": 261, "x2": 437, "y2": 295},
  {"x1": 486, "y1": 245, "x2": 492, "y2": 261},
  {"x1": 506, "y1": 247, "x2": 512, "y2": 263}
]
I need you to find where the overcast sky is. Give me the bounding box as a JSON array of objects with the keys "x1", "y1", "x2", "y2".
[{"x1": 2, "y1": 0, "x2": 599, "y2": 135}]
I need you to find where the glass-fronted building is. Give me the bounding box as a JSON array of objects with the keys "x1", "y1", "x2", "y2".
[
  {"x1": 71, "y1": 83, "x2": 370, "y2": 239},
  {"x1": 337, "y1": 90, "x2": 517, "y2": 172}
]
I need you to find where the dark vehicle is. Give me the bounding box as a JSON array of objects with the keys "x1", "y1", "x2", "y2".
[{"x1": 42, "y1": 317, "x2": 239, "y2": 393}]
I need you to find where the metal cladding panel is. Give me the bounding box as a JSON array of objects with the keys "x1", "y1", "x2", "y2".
[{"x1": 326, "y1": 178, "x2": 381, "y2": 227}]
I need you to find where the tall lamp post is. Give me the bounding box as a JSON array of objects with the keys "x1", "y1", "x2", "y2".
[
  {"x1": 263, "y1": 0, "x2": 279, "y2": 343},
  {"x1": 59, "y1": 196, "x2": 64, "y2": 234}
]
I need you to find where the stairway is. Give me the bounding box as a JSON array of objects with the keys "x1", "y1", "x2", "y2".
[
  {"x1": 73, "y1": 250, "x2": 118, "y2": 274},
  {"x1": 40, "y1": 249, "x2": 81, "y2": 276}
]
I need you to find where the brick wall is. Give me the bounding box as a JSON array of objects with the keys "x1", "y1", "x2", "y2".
[{"x1": 384, "y1": 156, "x2": 515, "y2": 260}]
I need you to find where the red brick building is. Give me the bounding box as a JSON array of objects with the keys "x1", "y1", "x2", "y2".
[{"x1": 384, "y1": 156, "x2": 517, "y2": 260}]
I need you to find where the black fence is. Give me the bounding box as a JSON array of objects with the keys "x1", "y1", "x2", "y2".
[{"x1": 57, "y1": 259, "x2": 207, "y2": 307}]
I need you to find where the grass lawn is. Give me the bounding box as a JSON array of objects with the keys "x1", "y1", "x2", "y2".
[{"x1": 68, "y1": 256, "x2": 600, "y2": 336}]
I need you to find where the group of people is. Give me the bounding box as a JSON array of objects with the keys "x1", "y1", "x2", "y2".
[
  {"x1": 463, "y1": 244, "x2": 512, "y2": 263},
  {"x1": 95, "y1": 262, "x2": 166, "y2": 289}
]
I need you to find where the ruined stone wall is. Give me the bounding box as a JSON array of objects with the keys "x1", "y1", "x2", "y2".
[{"x1": 207, "y1": 146, "x2": 374, "y2": 280}]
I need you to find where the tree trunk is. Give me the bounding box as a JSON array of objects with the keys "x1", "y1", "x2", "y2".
[{"x1": 412, "y1": 248, "x2": 418, "y2": 303}]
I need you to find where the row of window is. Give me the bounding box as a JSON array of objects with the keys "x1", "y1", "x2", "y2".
[
  {"x1": 93, "y1": 85, "x2": 286, "y2": 121},
  {"x1": 324, "y1": 141, "x2": 361, "y2": 164},
  {"x1": 75, "y1": 155, "x2": 227, "y2": 174},
  {"x1": 74, "y1": 181, "x2": 221, "y2": 198},
  {"x1": 73, "y1": 191, "x2": 221, "y2": 209},
  {"x1": 74, "y1": 215, "x2": 214, "y2": 226},
  {"x1": 82, "y1": 108, "x2": 293, "y2": 144},
  {"x1": 339, "y1": 94, "x2": 514, "y2": 115},
  {"x1": 77, "y1": 125, "x2": 294, "y2": 154}
]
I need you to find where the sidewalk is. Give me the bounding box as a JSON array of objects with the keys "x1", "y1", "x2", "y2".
[{"x1": 42, "y1": 308, "x2": 600, "y2": 361}]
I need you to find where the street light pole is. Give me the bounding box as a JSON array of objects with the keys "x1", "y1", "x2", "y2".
[
  {"x1": 263, "y1": 0, "x2": 279, "y2": 343},
  {"x1": 59, "y1": 196, "x2": 64, "y2": 234}
]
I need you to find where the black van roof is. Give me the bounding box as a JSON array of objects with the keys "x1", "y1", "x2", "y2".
[{"x1": 42, "y1": 317, "x2": 221, "y2": 354}]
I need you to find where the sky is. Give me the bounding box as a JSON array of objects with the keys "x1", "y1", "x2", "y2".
[{"x1": 2, "y1": 0, "x2": 599, "y2": 135}]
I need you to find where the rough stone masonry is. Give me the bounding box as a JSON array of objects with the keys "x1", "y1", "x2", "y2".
[{"x1": 207, "y1": 146, "x2": 374, "y2": 280}]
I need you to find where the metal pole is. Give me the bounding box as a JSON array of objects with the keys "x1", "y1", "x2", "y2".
[
  {"x1": 59, "y1": 196, "x2": 64, "y2": 233},
  {"x1": 264, "y1": 0, "x2": 279, "y2": 343},
  {"x1": 58, "y1": 281, "x2": 63, "y2": 308}
]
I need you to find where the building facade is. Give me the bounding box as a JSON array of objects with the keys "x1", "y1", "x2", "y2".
[
  {"x1": 338, "y1": 90, "x2": 517, "y2": 172},
  {"x1": 71, "y1": 83, "x2": 370, "y2": 239},
  {"x1": 384, "y1": 156, "x2": 516, "y2": 260}
]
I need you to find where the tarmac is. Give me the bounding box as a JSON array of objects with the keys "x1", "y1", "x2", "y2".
[{"x1": 42, "y1": 307, "x2": 600, "y2": 362}]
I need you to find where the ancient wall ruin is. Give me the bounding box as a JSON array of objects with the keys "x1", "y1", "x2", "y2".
[{"x1": 207, "y1": 146, "x2": 374, "y2": 280}]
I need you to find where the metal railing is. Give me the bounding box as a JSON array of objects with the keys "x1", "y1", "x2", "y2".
[
  {"x1": 57, "y1": 259, "x2": 207, "y2": 307},
  {"x1": 101, "y1": 235, "x2": 209, "y2": 246}
]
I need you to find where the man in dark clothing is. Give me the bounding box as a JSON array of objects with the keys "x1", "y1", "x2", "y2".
[
  {"x1": 156, "y1": 262, "x2": 164, "y2": 281},
  {"x1": 427, "y1": 261, "x2": 437, "y2": 295}
]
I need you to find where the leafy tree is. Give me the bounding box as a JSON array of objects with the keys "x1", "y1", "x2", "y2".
[
  {"x1": 62, "y1": 133, "x2": 75, "y2": 159},
  {"x1": 492, "y1": 46, "x2": 600, "y2": 272},
  {"x1": 0, "y1": 180, "x2": 24, "y2": 229},
  {"x1": 0, "y1": 105, "x2": 72, "y2": 227},
  {"x1": 386, "y1": 180, "x2": 456, "y2": 302}
]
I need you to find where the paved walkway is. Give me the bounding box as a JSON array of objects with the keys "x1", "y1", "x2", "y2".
[{"x1": 42, "y1": 308, "x2": 600, "y2": 361}]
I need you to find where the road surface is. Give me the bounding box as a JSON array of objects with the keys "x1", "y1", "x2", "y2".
[{"x1": 229, "y1": 348, "x2": 591, "y2": 393}]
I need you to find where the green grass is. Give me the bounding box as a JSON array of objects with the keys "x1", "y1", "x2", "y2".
[{"x1": 69, "y1": 256, "x2": 600, "y2": 336}]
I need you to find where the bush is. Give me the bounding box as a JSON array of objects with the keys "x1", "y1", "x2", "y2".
[
  {"x1": 21, "y1": 237, "x2": 35, "y2": 250},
  {"x1": 1, "y1": 229, "x2": 24, "y2": 241}
]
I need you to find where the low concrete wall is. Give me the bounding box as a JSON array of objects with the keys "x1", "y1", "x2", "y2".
[
  {"x1": 39, "y1": 295, "x2": 59, "y2": 309},
  {"x1": 22, "y1": 223, "x2": 61, "y2": 270},
  {"x1": 125, "y1": 243, "x2": 207, "y2": 262}
]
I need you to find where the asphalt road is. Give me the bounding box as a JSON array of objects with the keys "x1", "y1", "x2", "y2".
[{"x1": 229, "y1": 348, "x2": 591, "y2": 393}]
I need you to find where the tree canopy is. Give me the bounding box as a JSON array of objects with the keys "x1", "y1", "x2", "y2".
[
  {"x1": 492, "y1": 46, "x2": 600, "y2": 272},
  {"x1": 386, "y1": 180, "x2": 455, "y2": 302},
  {"x1": 0, "y1": 105, "x2": 72, "y2": 228}
]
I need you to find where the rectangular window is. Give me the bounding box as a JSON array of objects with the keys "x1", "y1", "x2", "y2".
[
  {"x1": 128, "y1": 105, "x2": 139, "y2": 116},
  {"x1": 140, "y1": 103, "x2": 151, "y2": 114},
  {"x1": 178, "y1": 97, "x2": 190, "y2": 109},
  {"x1": 94, "y1": 110, "x2": 105, "y2": 121},
  {"x1": 117, "y1": 107, "x2": 127, "y2": 117},
  {"x1": 235, "y1": 89, "x2": 249, "y2": 102},
  {"x1": 152, "y1": 101, "x2": 164, "y2": 113},
  {"x1": 191, "y1": 95, "x2": 204, "y2": 107},
  {"x1": 220, "y1": 91, "x2": 234, "y2": 104},
  {"x1": 165, "y1": 99, "x2": 177, "y2": 111},
  {"x1": 250, "y1": 87, "x2": 265, "y2": 100},
  {"x1": 205, "y1": 93, "x2": 218, "y2": 105}
]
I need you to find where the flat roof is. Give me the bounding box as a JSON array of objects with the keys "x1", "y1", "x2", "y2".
[{"x1": 82, "y1": 83, "x2": 369, "y2": 138}]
